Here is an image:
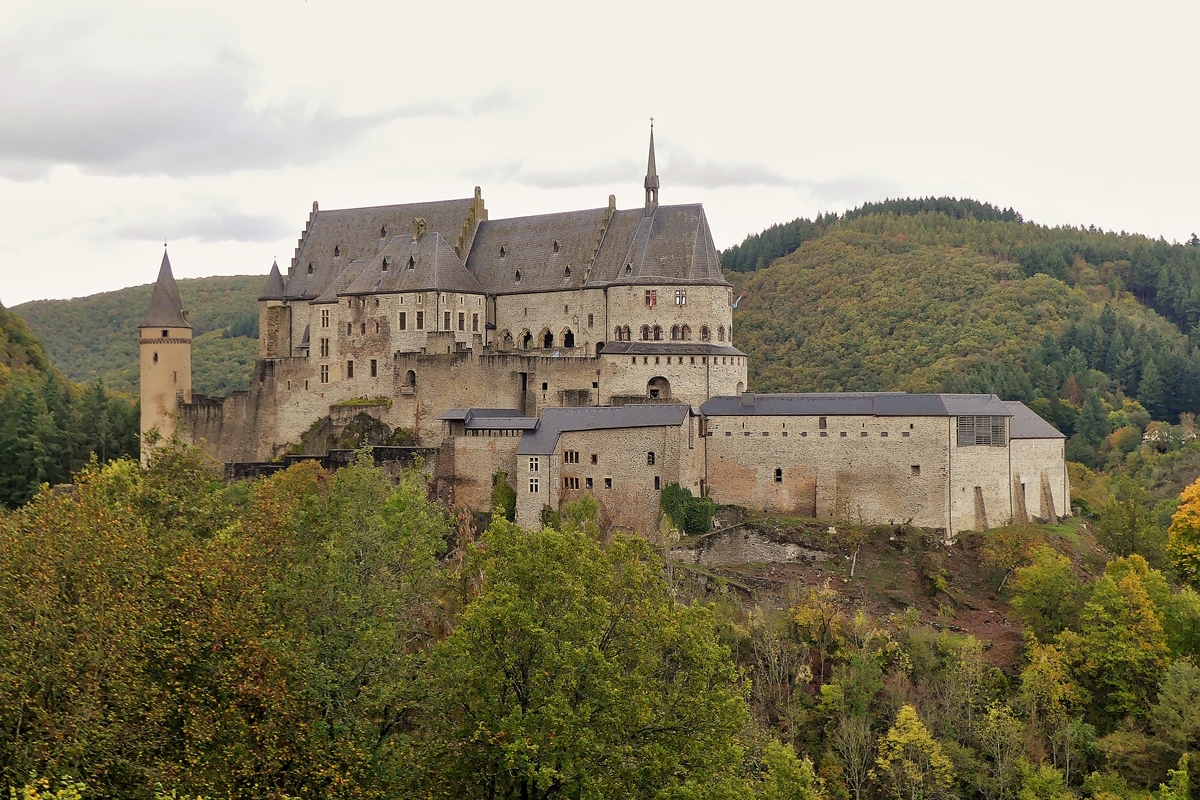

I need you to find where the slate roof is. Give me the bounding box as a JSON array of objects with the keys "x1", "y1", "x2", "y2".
[
  {"x1": 259, "y1": 260, "x2": 285, "y2": 300},
  {"x1": 465, "y1": 208, "x2": 610, "y2": 295},
  {"x1": 586, "y1": 205, "x2": 728, "y2": 286},
  {"x1": 284, "y1": 198, "x2": 476, "y2": 301},
  {"x1": 140, "y1": 251, "x2": 191, "y2": 329},
  {"x1": 518, "y1": 404, "x2": 690, "y2": 455},
  {"x1": 601, "y1": 341, "x2": 746, "y2": 357},
  {"x1": 341, "y1": 232, "x2": 483, "y2": 296},
  {"x1": 438, "y1": 408, "x2": 528, "y2": 422},
  {"x1": 700, "y1": 393, "x2": 1013, "y2": 418},
  {"x1": 1002, "y1": 401, "x2": 1066, "y2": 439}
]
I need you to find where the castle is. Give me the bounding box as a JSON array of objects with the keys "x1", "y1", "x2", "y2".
[{"x1": 139, "y1": 131, "x2": 1070, "y2": 539}]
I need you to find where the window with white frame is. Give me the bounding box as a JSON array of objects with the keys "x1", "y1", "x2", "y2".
[
  {"x1": 675, "y1": 289, "x2": 686, "y2": 306},
  {"x1": 529, "y1": 457, "x2": 539, "y2": 472},
  {"x1": 529, "y1": 477, "x2": 539, "y2": 493}
]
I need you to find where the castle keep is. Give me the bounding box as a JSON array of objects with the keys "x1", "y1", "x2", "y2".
[{"x1": 140, "y1": 132, "x2": 1069, "y2": 538}]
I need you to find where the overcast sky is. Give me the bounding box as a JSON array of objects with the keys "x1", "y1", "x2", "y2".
[{"x1": 2, "y1": 0, "x2": 1198, "y2": 306}]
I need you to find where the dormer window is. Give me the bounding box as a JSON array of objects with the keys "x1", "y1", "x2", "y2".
[
  {"x1": 307, "y1": 263, "x2": 314, "y2": 275},
  {"x1": 500, "y1": 246, "x2": 507, "y2": 258},
  {"x1": 625, "y1": 263, "x2": 632, "y2": 275},
  {"x1": 382, "y1": 257, "x2": 389, "y2": 271},
  {"x1": 552, "y1": 239, "x2": 560, "y2": 253},
  {"x1": 515, "y1": 270, "x2": 521, "y2": 282},
  {"x1": 407, "y1": 255, "x2": 416, "y2": 270},
  {"x1": 380, "y1": 225, "x2": 387, "y2": 238},
  {"x1": 334, "y1": 245, "x2": 340, "y2": 258},
  {"x1": 564, "y1": 265, "x2": 571, "y2": 277}
]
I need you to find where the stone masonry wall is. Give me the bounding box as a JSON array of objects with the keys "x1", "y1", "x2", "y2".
[
  {"x1": 606, "y1": 284, "x2": 734, "y2": 345},
  {"x1": 494, "y1": 289, "x2": 607, "y2": 356},
  {"x1": 1010, "y1": 438, "x2": 1070, "y2": 520}
]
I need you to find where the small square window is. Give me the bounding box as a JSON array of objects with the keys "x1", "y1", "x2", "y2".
[
  {"x1": 820, "y1": 431, "x2": 827, "y2": 437},
  {"x1": 880, "y1": 431, "x2": 888, "y2": 437},
  {"x1": 654, "y1": 476, "x2": 661, "y2": 490},
  {"x1": 586, "y1": 477, "x2": 593, "y2": 489},
  {"x1": 604, "y1": 477, "x2": 612, "y2": 489},
  {"x1": 774, "y1": 468, "x2": 783, "y2": 483},
  {"x1": 819, "y1": 417, "x2": 827, "y2": 429},
  {"x1": 161, "y1": 329, "x2": 168, "y2": 337},
  {"x1": 725, "y1": 431, "x2": 732, "y2": 437},
  {"x1": 590, "y1": 453, "x2": 597, "y2": 464},
  {"x1": 346, "y1": 360, "x2": 354, "y2": 378},
  {"x1": 370, "y1": 359, "x2": 377, "y2": 377},
  {"x1": 911, "y1": 465, "x2": 921, "y2": 477},
  {"x1": 902, "y1": 431, "x2": 911, "y2": 437},
  {"x1": 840, "y1": 431, "x2": 847, "y2": 438},
  {"x1": 860, "y1": 431, "x2": 868, "y2": 437}
]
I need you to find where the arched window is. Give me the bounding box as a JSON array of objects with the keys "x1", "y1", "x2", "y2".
[
  {"x1": 542, "y1": 330, "x2": 554, "y2": 349},
  {"x1": 717, "y1": 325, "x2": 725, "y2": 342},
  {"x1": 563, "y1": 329, "x2": 575, "y2": 348},
  {"x1": 671, "y1": 324, "x2": 680, "y2": 340},
  {"x1": 380, "y1": 225, "x2": 387, "y2": 238},
  {"x1": 623, "y1": 325, "x2": 631, "y2": 341},
  {"x1": 334, "y1": 245, "x2": 340, "y2": 257},
  {"x1": 681, "y1": 324, "x2": 692, "y2": 341},
  {"x1": 522, "y1": 330, "x2": 533, "y2": 350},
  {"x1": 564, "y1": 265, "x2": 571, "y2": 277},
  {"x1": 515, "y1": 270, "x2": 521, "y2": 282},
  {"x1": 615, "y1": 326, "x2": 623, "y2": 341},
  {"x1": 641, "y1": 325, "x2": 650, "y2": 341},
  {"x1": 700, "y1": 325, "x2": 710, "y2": 342},
  {"x1": 652, "y1": 325, "x2": 662, "y2": 341},
  {"x1": 647, "y1": 451, "x2": 656, "y2": 466}
]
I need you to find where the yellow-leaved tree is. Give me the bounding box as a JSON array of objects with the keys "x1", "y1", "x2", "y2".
[
  {"x1": 872, "y1": 705, "x2": 955, "y2": 800},
  {"x1": 1168, "y1": 478, "x2": 1200, "y2": 588}
]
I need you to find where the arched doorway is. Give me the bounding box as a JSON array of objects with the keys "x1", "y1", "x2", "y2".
[
  {"x1": 647, "y1": 376, "x2": 671, "y2": 400},
  {"x1": 736, "y1": 381, "x2": 745, "y2": 394},
  {"x1": 563, "y1": 329, "x2": 575, "y2": 348}
]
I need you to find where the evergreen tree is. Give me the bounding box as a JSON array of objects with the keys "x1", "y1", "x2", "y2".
[
  {"x1": 1138, "y1": 360, "x2": 1165, "y2": 419},
  {"x1": 1077, "y1": 390, "x2": 1111, "y2": 448}
]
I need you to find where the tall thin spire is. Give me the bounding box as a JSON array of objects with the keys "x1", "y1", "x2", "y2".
[{"x1": 644, "y1": 119, "x2": 659, "y2": 215}]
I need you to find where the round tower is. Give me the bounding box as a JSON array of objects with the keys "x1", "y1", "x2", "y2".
[{"x1": 138, "y1": 248, "x2": 192, "y2": 463}]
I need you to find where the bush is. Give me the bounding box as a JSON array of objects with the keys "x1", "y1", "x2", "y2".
[{"x1": 660, "y1": 483, "x2": 716, "y2": 534}]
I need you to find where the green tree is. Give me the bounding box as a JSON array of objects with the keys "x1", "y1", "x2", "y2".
[
  {"x1": 757, "y1": 740, "x2": 826, "y2": 800},
  {"x1": 1138, "y1": 360, "x2": 1165, "y2": 419},
  {"x1": 1077, "y1": 390, "x2": 1111, "y2": 448},
  {"x1": 978, "y1": 704, "x2": 1025, "y2": 800},
  {"x1": 872, "y1": 705, "x2": 955, "y2": 800},
  {"x1": 1095, "y1": 477, "x2": 1167, "y2": 564},
  {"x1": 414, "y1": 520, "x2": 749, "y2": 800},
  {"x1": 1168, "y1": 476, "x2": 1200, "y2": 588},
  {"x1": 1058, "y1": 566, "x2": 1169, "y2": 722},
  {"x1": 491, "y1": 469, "x2": 517, "y2": 522},
  {"x1": 1009, "y1": 547, "x2": 1085, "y2": 641},
  {"x1": 1150, "y1": 660, "x2": 1200, "y2": 758}
]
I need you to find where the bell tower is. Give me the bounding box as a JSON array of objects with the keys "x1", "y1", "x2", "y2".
[{"x1": 138, "y1": 248, "x2": 192, "y2": 463}]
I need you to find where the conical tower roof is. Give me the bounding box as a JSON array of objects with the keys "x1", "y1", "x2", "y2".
[
  {"x1": 139, "y1": 249, "x2": 191, "y2": 329},
  {"x1": 259, "y1": 259, "x2": 285, "y2": 300}
]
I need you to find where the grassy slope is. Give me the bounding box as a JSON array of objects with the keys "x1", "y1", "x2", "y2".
[
  {"x1": 13, "y1": 276, "x2": 261, "y2": 396},
  {"x1": 733, "y1": 215, "x2": 1190, "y2": 393}
]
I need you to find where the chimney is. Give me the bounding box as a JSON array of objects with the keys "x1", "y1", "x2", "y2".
[{"x1": 412, "y1": 217, "x2": 428, "y2": 241}]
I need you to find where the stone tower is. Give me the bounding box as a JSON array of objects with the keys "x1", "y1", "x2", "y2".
[
  {"x1": 138, "y1": 249, "x2": 192, "y2": 463},
  {"x1": 257, "y1": 259, "x2": 289, "y2": 358}
]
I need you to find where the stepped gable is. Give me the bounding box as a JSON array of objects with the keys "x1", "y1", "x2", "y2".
[
  {"x1": 140, "y1": 250, "x2": 191, "y2": 329},
  {"x1": 284, "y1": 198, "x2": 475, "y2": 302},
  {"x1": 342, "y1": 232, "x2": 483, "y2": 296},
  {"x1": 258, "y1": 260, "x2": 285, "y2": 301},
  {"x1": 588, "y1": 205, "x2": 729, "y2": 286},
  {"x1": 465, "y1": 208, "x2": 610, "y2": 295}
]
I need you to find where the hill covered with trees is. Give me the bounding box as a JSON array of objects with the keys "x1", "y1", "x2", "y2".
[
  {"x1": 12, "y1": 274, "x2": 261, "y2": 397},
  {"x1": 0, "y1": 303, "x2": 137, "y2": 507}
]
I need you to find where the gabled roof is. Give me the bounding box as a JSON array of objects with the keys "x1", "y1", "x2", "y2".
[
  {"x1": 465, "y1": 208, "x2": 610, "y2": 294},
  {"x1": 342, "y1": 232, "x2": 483, "y2": 296},
  {"x1": 284, "y1": 198, "x2": 477, "y2": 301},
  {"x1": 518, "y1": 404, "x2": 690, "y2": 455},
  {"x1": 259, "y1": 260, "x2": 285, "y2": 300},
  {"x1": 139, "y1": 250, "x2": 191, "y2": 329},
  {"x1": 1002, "y1": 401, "x2": 1066, "y2": 439},
  {"x1": 700, "y1": 392, "x2": 1013, "y2": 418},
  {"x1": 587, "y1": 205, "x2": 728, "y2": 286}
]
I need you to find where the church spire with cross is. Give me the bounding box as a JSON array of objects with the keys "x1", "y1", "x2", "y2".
[{"x1": 644, "y1": 119, "x2": 659, "y2": 215}]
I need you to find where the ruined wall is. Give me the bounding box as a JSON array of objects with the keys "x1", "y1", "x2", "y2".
[
  {"x1": 1010, "y1": 438, "x2": 1070, "y2": 520},
  {"x1": 450, "y1": 434, "x2": 522, "y2": 512}
]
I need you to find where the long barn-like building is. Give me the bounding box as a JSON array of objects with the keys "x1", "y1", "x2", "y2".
[{"x1": 139, "y1": 131, "x2": 1069, "y2": 539}]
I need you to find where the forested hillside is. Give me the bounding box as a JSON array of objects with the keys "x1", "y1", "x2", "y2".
[
  {"x1": 0, "y1": 303, "x2": 137, "y2": 506},
  {"x1": 13, "y1": 274, "x2": 261, "y2": 396}
]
